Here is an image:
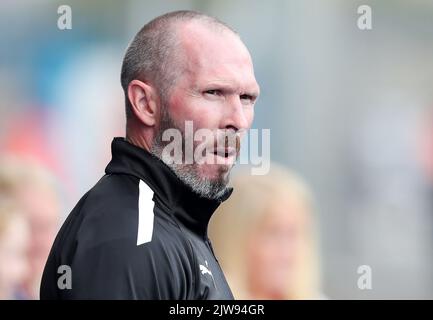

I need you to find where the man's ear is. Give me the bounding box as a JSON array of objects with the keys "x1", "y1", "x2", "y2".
[{"x1": 127, "y1": 79, "x2": 159, "y2": 126}]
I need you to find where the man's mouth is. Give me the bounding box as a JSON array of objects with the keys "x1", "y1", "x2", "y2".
[
  {"x1": 213, "y1": 147, "x2": 237, "y2": 158},
  {"x1": 213, "y1": 134, "x2": 240, "y2": 158}
]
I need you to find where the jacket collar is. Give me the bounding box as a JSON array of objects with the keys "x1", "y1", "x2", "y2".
[{"x1": 105, "y1": 137, "x2": 232, "y2": 238}]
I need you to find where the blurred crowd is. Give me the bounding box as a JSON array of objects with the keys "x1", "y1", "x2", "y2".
[
  {"x1": 210, "y1": 163, "x2": 324, "y2": 299},
  {"x1": 0, "y1": 158, "x2": 60, "y2": 299}
]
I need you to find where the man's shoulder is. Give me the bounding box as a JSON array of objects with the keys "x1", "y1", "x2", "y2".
[
  {"x1": 43, "y1": 172, "x2": 200, "y2": 299},
  {"x1": 60, "y1": 175, "x2": 196, "y2": 299},
  {"x1": 63, "y1": 173, "x2": 189, "y2": 255},
  {"x1": 83, "y1": 173, "x2": 139, "y2": 215},
  {"x1": 65, "y1": 174, "x2": 139, "y2": 244}
]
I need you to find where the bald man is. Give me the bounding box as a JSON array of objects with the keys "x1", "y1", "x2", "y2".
[{"x1": 41, "y1": 10, "x2": 259, "y2": 300}]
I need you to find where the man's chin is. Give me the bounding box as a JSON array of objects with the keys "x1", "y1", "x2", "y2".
[
  {"x1": 197, "y1": 162, "x2": 233, "y2": 182},
  {"x1": 163, "y1": 161, "x2": 231, "y2": 200}
]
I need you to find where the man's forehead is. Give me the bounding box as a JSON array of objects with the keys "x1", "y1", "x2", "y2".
[
  {"x1": 177, "y1": 21, "x2": 258, "y2": 90},
  {"x1": 180, "y1": 22, "x2": 250, "y2": 61}
]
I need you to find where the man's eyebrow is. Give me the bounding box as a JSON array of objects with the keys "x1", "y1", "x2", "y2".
[
  {"x1": 240, "y1": 85, "x2": 260, "y2": 99},
  {"x1": 245, "y1": 86, "x2": 260, "y2": 97}
]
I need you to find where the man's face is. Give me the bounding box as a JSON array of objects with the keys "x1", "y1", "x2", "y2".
[{"x1": 153, "y1": 22, "x2": 259, "y2": 198}]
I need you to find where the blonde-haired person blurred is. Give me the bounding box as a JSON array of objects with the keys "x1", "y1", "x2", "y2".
[
  {"x1": 0, "y1": 157, "x2": 60, "y2": 299},
  {"x1": 0, "y1": 200, "x2": 30, "y2": 299},
  {"x1": 209, "y1": 163, "x2": 323, "y2": 300}
]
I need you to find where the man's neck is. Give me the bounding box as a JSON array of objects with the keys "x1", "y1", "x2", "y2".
[{"x1": 125, "y1": 125, "x2": 153, "y2": 153}]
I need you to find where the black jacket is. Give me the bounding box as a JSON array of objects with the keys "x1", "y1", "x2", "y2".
[{"x1": 40, "y1": 138, "x2": 234, "y2": 300}]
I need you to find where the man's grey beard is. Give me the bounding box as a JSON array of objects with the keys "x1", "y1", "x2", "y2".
[{"x1": 150, "y1": 108, "x2": 231, "y2": 200}]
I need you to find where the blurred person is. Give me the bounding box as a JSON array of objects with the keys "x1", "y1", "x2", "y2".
[
  {"x1": 418, "y1": 108, "x2": 433, "y2": 183},
  {"x1": 0, "y1": 200, "x2": 30, "y2": 300},
  {"x1": 209, "y1": 164, "x2": 323, "y2": 299},
  {"x1": 0, "y1": 157, "x2": 61, "y2": 299},
  {"x1": 41, "y1": 11, "x2": 259, "y2": 300}
]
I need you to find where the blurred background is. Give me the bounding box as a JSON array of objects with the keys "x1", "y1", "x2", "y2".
[{"x1": 0, "y1": 0, "x2": 432, "y2": 299}]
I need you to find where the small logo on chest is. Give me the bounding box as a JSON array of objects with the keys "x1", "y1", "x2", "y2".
[
  {"x1": 199, "y1": 260, "x2": 217, "y2": 289},
  {"x1": 199, "y1": 260, "x2": 213, "y2": 277}
]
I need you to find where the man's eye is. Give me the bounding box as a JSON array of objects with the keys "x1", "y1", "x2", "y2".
[
  {"x1": 204, "y1": 89, "x2": 222, "y2": 96},
  {"x1": 240, "y1": 94, "x2": 255, "y2": 103}
]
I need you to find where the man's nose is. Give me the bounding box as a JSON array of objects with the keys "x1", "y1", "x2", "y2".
[{"x1": 223, "y1": 96, "x2": 251, "y2": 131}]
